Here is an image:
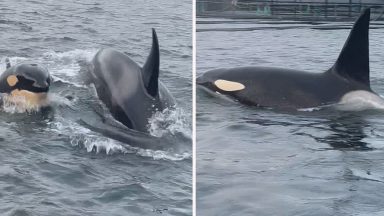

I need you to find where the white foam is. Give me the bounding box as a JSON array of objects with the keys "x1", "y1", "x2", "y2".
[
  {"x1": 48, "y1": 115, "x2": 191, "y2": 160},
  {"x1": 1, "y1": 93, "x2": 49, "y2": 114},
  {"x1": 42, "y1": 49, "x2": 96, "y2": 63},
  {"x1": 49, "y1": 116, "x2": 128, "y2": 155},
  {"x1": 147, "y1": 107, "x2": 192, "y2": 138},
  {"x1": 69, "y1": 133, "x2": 191, "y2": 160},
  {"x1": 70, "y1": 134, "x2": 129, "y2": 154},
  {"x1": 48, "y1": 93, "x2": 75, "y2": 107},
  {"x1": 297, "y1": 106, "x2": 325, "y2": 112},
  {"x1": 52, "y1": 66, "x2": 81, "y2": 78},
  {"x1": 51, "y1": 75, "x2": 87, "y2": 88},
  {"x1": 39, "y1": 49, "x2": 96, "y2": 81},
  {"x1": 136, "y1": 148, "x2": 192, "y2": 161},
  {"x1": 1, "y1": 49, "x2": 96, "y2": 82}
]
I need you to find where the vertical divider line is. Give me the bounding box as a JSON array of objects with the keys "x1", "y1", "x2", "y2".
[{"x1": 192, "y1": 0, "x2": 197, "y2": 215}]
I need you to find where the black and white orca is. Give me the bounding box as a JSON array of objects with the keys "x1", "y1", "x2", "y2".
[
  {"x1": 89, "y1": 28, "x2": 175, "y2": 133},
  {"x1": 197, "y1": 8, "x2": 383, "y2": 110}
]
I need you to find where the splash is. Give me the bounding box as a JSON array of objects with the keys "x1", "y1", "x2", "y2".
[
  {"x1": 0, "y1": 92, "x2": 73, "y2": 114},
  {"x1": 49, "y1": 115, "x2": 190, "y2": 161},
  {"x1": 47, "y1": 93, "x2": 75, "y2": 108},
  {"x1": 1, "y1": 93, "x2": 49, "y2": 113},
  {"x1": 70, "y1": 132, "x2": 191, "y2": 160},
  {"x1": 147, "y1": 107, "x2": 192, "y2": 138},
  {"x1": 49, "y1": 117, "x2": 129, "y2": 155},
  {"x1": 42, "y1": 49, "x2": 96, "y2": 79},
  {"x1": 70, "y1": 134, "x2": 130, "y2": 154}
]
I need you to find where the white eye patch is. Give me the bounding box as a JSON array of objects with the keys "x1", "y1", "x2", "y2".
[
  {"x1": 7, "y1": 75, "x2": 18, "y2": 87},
  {"x1": 214, "y1": 79, "x2": 245, "y2": 91}
]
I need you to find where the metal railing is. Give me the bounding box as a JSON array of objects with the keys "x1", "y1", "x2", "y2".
[{"x1": 197, "y1": 0, "x2": 384, "y2": 20}]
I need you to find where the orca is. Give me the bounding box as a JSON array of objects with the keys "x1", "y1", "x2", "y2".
[
  {"x1": 197, "y1": 8, "x2": 382, "y2": 110},
  {"x1": 0, "y1": 58, "x2": 51, "y2": 109},
  {"x1": 89, "y1": 28, "x2": 175, "y2": 133}
]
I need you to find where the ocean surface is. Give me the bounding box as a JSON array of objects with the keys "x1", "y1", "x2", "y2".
[
  {"x1": 0, "y1": 1, "x2": 192, "y2": 215},
  {"x1": 197, "y1": 18, "x2": 384, "y2": 215}
]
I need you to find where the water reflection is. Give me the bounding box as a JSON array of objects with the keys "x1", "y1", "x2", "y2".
[
  {"x1": 242, "y1": 109, "x2": 373, "y2": 151},
  {"x1": 317, "y1": 113, "x2": 371, "y2": 151}
]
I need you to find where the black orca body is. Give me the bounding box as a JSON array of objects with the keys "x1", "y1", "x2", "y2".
[
  {"x1": 89, "y1": 29, "x2": 175, "y2": 133},
  {"x1": 197, "y1": 9, "x2": 380, "y2": 110},
  {"x1": 0, "y1": 59, "x2": 51, "y2": 108}
]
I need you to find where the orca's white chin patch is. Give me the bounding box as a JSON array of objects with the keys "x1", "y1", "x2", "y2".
[
  {"x1": 2, "y1": 90, "x2": 49, "y2": 113},
  {"x1": 336, "y1": 90, "x2": 384, "y2": 111}
]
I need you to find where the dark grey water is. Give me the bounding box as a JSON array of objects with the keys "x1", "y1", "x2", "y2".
[
  {"x1": 197, "y1": 18, "x2": 384, "y2": 215},
  {"x1": 0, "y1": 1, "x2": 191, "y2": 215}
]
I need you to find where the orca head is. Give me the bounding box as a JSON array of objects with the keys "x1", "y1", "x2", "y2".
[
  {"x1": 11, "y1": 63, "x2": 51, "y2": 92},
  {"x1": 0, "y1": 60, "x2": 51, "y2": 108},
  {"x1": 327, "y1": 8, "x2": 371, "y2": 90}
]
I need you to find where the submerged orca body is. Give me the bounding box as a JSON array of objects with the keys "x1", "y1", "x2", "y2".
[
  {"x1": 197, "y1": 9, "x2": 380, "y2": 110},
  {"x1": 89, "y1": 29, "x2": 175, "y2": 133}
]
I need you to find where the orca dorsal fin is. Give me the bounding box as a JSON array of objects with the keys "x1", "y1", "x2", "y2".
[
  {"x1": 142, "y1": 28, "x2": 160, "y2": 97},
  {"x1": 330, "y1": 8, "x2": 370, "y2": 87}
]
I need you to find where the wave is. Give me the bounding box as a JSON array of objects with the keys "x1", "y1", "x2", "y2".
[
  {"x1": 69, "y1": 132, "x2": 191, "y2": 161},
  {"x1": 49, "y1": 110, "x2": 191, "y2": 161}
]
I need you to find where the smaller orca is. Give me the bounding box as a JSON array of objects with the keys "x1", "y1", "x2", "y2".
[
  {"x1": 0, "y1": 59, "x2": 51, "y2": 109},
  {"x1": 197, "y1": 8, "x2": 383, "y2": 110},
  {"x1": 89, "y1": 28, "x2": 175, "y2": 133}
]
